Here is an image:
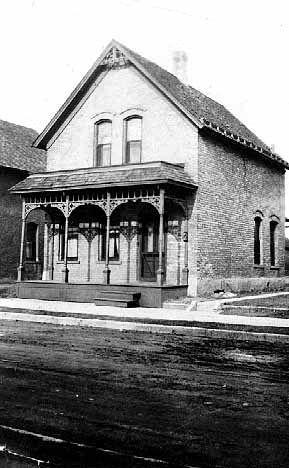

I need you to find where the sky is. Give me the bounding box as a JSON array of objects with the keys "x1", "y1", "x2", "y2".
[{"x1": 1, "y1": 0, "x2": 289, "y2": 207}]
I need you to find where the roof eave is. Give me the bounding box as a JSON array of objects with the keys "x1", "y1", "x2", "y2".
[
  {"x1": 200, "y1": 121, "x2": 289, "y2": 170},
  {"x1": 10, "y1": 177, "x2": 197, "y2": 194}
]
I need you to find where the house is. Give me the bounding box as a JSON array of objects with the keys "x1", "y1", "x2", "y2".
[
  {"x1": 10, "y1": 40, "x2": 288, "y2": 306},
  {"x1": 0, "y1": 119, "x2": 46, "y2": 280}
]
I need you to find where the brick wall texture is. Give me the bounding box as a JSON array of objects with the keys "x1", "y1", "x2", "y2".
[
  {"x1": 0, "y1": 166, "x2": 45, "y2": 280},
  {"x1": 0, "y1": 168, "x2": 24, "y2": 278},
  {"x1": 194, "y1": 132, "x2": 285, "y2": 289}
]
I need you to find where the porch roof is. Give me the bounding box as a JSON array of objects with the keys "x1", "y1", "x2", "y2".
[{"x1": 10, "y1": 161, "x2": 197, "y2": 194}]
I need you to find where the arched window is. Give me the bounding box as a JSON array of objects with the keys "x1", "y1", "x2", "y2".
[
  {"x1": 124, "y1": 116, "x2": 142, "y2": 164},
  {"x1": 95, "y1": 120, "x2": 112, "y2": 166},
  {"x1": 270, "y1": 220, "x2": 278, "y2": 266},
  {"x1": 254, "y1": 216, "x2": 262, "y2": 265},
  {"x1": 26, "y1": 222, "x2": 38, "y2": 261}
]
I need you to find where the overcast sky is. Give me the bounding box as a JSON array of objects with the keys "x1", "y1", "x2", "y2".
[{"x1": 1, "y1": 0, "x2": 289, "y2": 207}]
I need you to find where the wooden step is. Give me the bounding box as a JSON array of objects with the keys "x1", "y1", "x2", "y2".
[
  {"x1": 96, "y1": 290, "x2": 141, "y2": 301},
  {"x1": 94, "y1": 298, "x2": 138, "y2": 308},
  {"x1": 94, "y1": 290, "x2": 141, "y2": 308}
]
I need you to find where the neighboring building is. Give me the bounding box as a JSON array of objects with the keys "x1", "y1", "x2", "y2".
[
  {"x1": 0, "y1": 119, "x2": 46, "y2": 279},
  {"x1": 10, "y1": 40, "x2": 288, "y2": 306}
]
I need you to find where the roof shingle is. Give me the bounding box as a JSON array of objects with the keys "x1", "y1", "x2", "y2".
[
  {"x1": 0, "y1": 119, "x2": 46, "y2": 173},
  {"x1": 9, "y1": 161, "x2": 196, "y2": 193}
]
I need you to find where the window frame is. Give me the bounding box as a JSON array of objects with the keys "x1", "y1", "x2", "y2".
[
  {"x1": 270, "y1": 219, "x2": 279, "y2": 267},
  {"x1": 123, "y1": 115, "x2": 142, "y2": 164},
  {"x1": 25, "y1": 222, "x2": 39, "y2": 262},
  {"x1": 98, "y1": 224, "x2": 120, "y2": 262},
  {"x1": 58, "y1": 225, "x2": 79, "y2": 262},
  {"x1": 94, "y1": 119, "x2": 112, "y2": 167},
  {"x1": 253, "y1": 216, "x2": 263, "y2": 266}
]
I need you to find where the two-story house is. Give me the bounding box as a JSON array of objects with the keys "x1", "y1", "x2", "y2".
[
  {"x1": 10, "y1": 40, "x2": 288, "y2": 307},
  {"x1": 0, "y1": 119, "x2": 46, "y2": 280}
]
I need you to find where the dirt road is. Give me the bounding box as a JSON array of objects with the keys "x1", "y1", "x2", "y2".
[{"x1": 0, "y1": 320, "x2": 288, "y2": 467}]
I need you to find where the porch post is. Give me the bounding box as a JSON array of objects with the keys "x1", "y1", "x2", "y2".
[
  {"x1": 17, "y1": 198, "x2": 26, "y2": 281},
  {"x1": 50, "y1": 222, "x2": 55, "y2": 280},
  {"x1": 157, "y1": 188, "x2": 165, "y2": 285},
  {"x1": 61, "y1": 195, "x2": 69, "y2": 283},
  {"x1": 42, "y1": 222, "x2": 49, "y2": 280},
  {"x1": 182, "y1": 214, "x2": 189, "y2": 284},
  {"x1": 103, "y1": 191, "x2": 111, "y2": 284}
]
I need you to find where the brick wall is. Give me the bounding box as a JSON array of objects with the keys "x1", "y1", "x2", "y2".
[
  {"x1": 0, "y1": 168, "x2": 25, "y2": 279},
  {"x1": 196, "y1": 132, "x2": 285, "y2": 285}
]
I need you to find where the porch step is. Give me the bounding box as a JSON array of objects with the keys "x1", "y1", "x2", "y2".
[{"x1": 94, "y1": 290, "x2": 141, "y2": 308}]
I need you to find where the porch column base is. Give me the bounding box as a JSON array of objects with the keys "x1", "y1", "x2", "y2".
[
  {"x1": 182, "y1": 267, "x2": 189, "y2": 284},
  {"x1": 42, "y1": 269, "x2": 49, "y2": 281},
  {"x1": 103, "y1": 267, "x2": 111, "y2": 284},
  {"x1": 17, "y1": 266, "x2": 24, "y2": 282},
  {"x1": 156, "y1": 268, "x2": 165, "y2": 285},
  {"x1": 61, "y1": 267, "x2": 69, "y2": 283}
]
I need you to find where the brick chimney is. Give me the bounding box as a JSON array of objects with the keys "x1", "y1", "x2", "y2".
[{"x1": 172, "y1": 51, "x2": 188, "y2": 84}]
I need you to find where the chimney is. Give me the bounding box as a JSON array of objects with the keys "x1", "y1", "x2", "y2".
[{"x1": 172, "y1": 51, "x2": 188, "y2": 84}]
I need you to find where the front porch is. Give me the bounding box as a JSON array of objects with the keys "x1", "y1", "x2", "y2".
[
  {"x1": 16, "y1": 281, "x2": 188, "y2": 308},
  {"x1": 11, "y1": 161, "x2": 196, "y2": 307}
]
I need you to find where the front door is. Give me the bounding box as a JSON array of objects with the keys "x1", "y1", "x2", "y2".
[{"x1": 140, "y1": 221, "x2": 159, "y2": 281}]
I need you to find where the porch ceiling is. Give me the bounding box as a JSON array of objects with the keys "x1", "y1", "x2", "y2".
[{"x1": 10, "y1": 161, "x2": 197, "y2": 194}]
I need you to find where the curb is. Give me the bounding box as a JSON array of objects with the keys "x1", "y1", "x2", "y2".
[{"x1": 0, "y1": 311, "x2": 289, "y2": 342}]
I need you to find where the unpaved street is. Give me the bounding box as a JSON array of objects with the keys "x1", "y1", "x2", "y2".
[{"x1": 0, "y1": 320, "x2": 288, "y2": 467}]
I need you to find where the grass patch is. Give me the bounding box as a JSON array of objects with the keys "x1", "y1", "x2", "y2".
[{"x1": 226, "y1": 294, "x2": 289, "y2": 308}]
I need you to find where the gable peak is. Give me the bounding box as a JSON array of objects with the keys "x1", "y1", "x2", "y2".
[{"x1": 101, "y1": 45, "x2": 130, "y2": 70}]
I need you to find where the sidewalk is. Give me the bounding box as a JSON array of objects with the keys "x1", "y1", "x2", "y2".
[{"x1": 0, "y1": 296, "x2": 289, "y2": 342}]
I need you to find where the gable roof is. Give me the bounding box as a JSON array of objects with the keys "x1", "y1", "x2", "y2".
[
  {"x1": 0, "y1": 119, "x2": 46, "y2": 173},
  {"x1": 33, "y1": 39, "x2": 288, "y2": 169}
]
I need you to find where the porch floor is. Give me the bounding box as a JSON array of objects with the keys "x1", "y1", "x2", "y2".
[{"x1": 17, "y1": 280, "x2": 188, "y2": 308}]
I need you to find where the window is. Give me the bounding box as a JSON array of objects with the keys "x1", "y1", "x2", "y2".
[
  {"x1": 270, "y1": 220, "x2": 278, "y2": 266},
  {"x1": 95, "y1": 120, "x2": 112, "y2": 166},
  {"x1": 98, "y1": 225, "x2": 120, "y2": 261},
  {"x1": 58, "y1": 226, "x2": 79, "y2": 261},
  {"x1": 26, "y1": 222, "x2": 38, "y2": 261},
  {"x1": 125, "y1": 116, "x2": 142, "y2": 163},
  {"x1": 254, "y1": 217, "x2": 262, "y2": 265}
]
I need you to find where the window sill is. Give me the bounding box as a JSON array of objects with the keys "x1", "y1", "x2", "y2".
[
  {"x1": 253, "y1": 264, "x2": 265, "y2": 269},
  {"x1": 270, "y1": 266, "x2": 280, "y2": 270},
  {"x1": 56, "y1": 260, "x2": 80, "y2": 264},
  {"x1": 96, "y1": 260, "x2": 122, "y2": 265}
]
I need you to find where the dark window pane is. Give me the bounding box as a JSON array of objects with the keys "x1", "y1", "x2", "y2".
[
  {"x1": 99, "y1": 225, "x2": 120, "y2": 261},
  {"x1": 254, "y1": 217, "x2": 261, "y2": 265},
  {"x1": 58, "y1": 226, "x2": 79, "y2": 261},
  {"x1": 270, "y1": 221, "x2": 278, "y2": 266},
  {"x1": 26, "y1": 223, "x2": 37, "y2": 261}
]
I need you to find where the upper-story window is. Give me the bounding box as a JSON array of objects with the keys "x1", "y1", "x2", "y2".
[
  {"x1": 124, "y1": 116, "x2": 142, "y2": 164},
  {"x1": 95, "y1": 120, "x2": 112, "y2": 166}
]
